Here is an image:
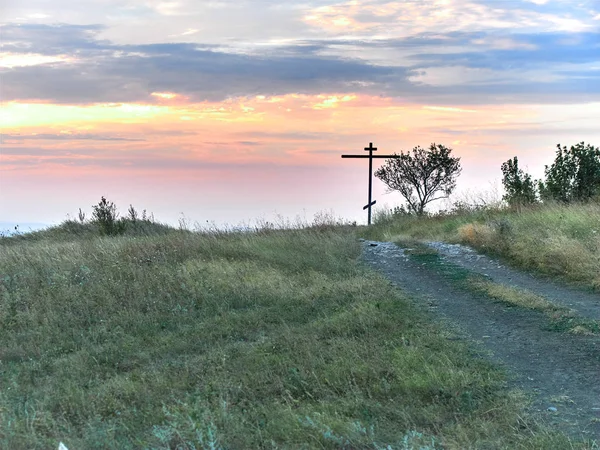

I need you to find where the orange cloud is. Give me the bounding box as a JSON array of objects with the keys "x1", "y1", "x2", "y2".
[
  {"x1": 6, "y1": 93, "x2": 598, "y2": 187},
  {"x1": 151, "y1": 92, "x2": 180, "y2": 99},
  {"x1": 3, "y1": 93, "x2": 564, "y2": 177}
]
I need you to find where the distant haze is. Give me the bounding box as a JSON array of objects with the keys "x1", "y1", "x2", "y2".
[{"x1": 0, "y1": 222, "x2": 51, "y2": 236}]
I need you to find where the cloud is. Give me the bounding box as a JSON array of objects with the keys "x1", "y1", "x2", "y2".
[
  {"x1": 0, "y1": 145, "x2": 326, "y2": 171},
  {"x1": 1, "y1": 21, "x2": 599, "y2": 106},
  {"x1": 0, "y1": 24, "x2": 410, "y2": 104},
  {"x1": 302, "y1": 0, "x2": 597, "y2": 35},
  {"x1": 241, "y1": 131, "x2": 336, "y2": 141},
  {"x1": 202, "y1": 140, "x2": 261, "y2": 146},
  {"x1": 0, "y1": 23, "x2": 108, "y2": 55},
  {"x1": 410, "y1": 32, "x2": 600, "y2": 69},
  {"x1": 1, "y1": 133, "x2": 145, "y2": 141}
]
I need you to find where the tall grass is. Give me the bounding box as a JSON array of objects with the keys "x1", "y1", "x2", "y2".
[
  {"x1": 0, "y1": 224, "x2": 592, "y2": 448},
  {"x1": 365, "y1": 202, "x2": 600, "y2": 290}
]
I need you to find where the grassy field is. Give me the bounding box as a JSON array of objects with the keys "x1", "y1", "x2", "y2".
[
  {"x1": 363, "y1": 202, "x2": 600, "y2": 290},
  {"x1": 0, "y1": 222, "x2": 595, "y2": 448}
]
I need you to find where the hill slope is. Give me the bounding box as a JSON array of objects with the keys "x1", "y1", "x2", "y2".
[{"x1": 0, "y1": 224, "x2": 595, "y2": 448}]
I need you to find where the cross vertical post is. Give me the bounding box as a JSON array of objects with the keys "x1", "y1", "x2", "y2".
[
  {"x1": 366, "y1": 142, "x2": 375, "y2": 225},
  {"x1": 341, "y1": 142, "x2": 400, "y2": 225}
]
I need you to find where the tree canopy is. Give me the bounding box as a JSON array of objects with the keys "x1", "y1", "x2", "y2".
[
  {"x1": 375, "y1": 143, "x2": 462, "y2": 215},
  {"x1": 539, "y1": 142, "x2": 600, "y2": 203},
  {"x1": 501, "y1": 156, "x2": 537, "y2": 208}
]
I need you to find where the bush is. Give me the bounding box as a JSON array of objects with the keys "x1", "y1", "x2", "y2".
[
  {"x1": 91, "y1": 196, "x2": 126, "y2": 236},
  {"x1": 501, "y1": 156, "x2": 537, "y2": 208},
  {"x1": 539, "y1": 142, "x2": 600, "y2": 203}
]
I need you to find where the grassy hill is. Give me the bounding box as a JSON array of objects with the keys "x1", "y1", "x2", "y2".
[{"x1": 0, "y1": 217, "x2": 596, "y2": 448}]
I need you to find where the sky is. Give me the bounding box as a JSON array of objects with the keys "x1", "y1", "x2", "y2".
[{"x1": 1, "y1": 0, "x2": 599, "y2": 228}]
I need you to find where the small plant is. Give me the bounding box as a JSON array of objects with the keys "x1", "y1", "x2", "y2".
[
  {"x1": 391, "y1": 204, "x2": 412, "y2": 217},
  {"x1": 91, "y1": 196, "x2": 125, "y2": 235},
  {"x1": 152, "y1": 405, "x2": 221, "y2": 450},
  {"x1": 179, "y1": 213, "x2": 190, "y2": 231},
  {"x1": 77, "y1": 208, "x2": 86, "y2": 224},
  {"x1": 449, "y1": 200, "x2": 487, "y2": 215},
  {"x1": 299, "y1": 415, "x2": 439, "y2": 449},
  {"x1": 141, "y1": 209, "x2": 155, "y2": 223},
  {"x1": 128, "y1": 204, "x2": 139, "y2": 223}
]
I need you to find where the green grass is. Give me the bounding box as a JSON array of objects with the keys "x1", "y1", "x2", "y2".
[
  {"x1": 364, "y1": 202, "x2": 600, "y2": 290},
  {"x1": 1, "y1": 219, "x2": 179, "y2": 243},
  {"x1": 468, "y1": 279, "x2": 600, "y2": 335},
  {"x1": 0, "y1": 224, "x2": 596, "y2": 448}
]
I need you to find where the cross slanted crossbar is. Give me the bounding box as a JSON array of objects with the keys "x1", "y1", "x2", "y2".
[{"x1": 341, "y1": 142, "x2": 400, "y2": 225}]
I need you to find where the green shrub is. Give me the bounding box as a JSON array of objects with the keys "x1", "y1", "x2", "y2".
[
  {"x1": 539, "y1": 142, "x2": 600, "y2": 203},
  {"x1": 501, "y1": 156, "x2": 538, "y2": 208},
  {"x1": 91, "y1": 196, "x2": 125, "y2": 236}
]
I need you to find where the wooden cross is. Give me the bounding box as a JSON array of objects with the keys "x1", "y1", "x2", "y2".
[{"x1": 341, "y1": 142, "x2": 400, "y2": 225}]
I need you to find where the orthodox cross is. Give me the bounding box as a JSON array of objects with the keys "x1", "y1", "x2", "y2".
[{"x1": 341, "y1": 142, "x2": 400, "y2": 225}]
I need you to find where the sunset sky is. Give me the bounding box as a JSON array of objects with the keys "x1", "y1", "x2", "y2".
[{"x1": 1, "y1": 0, "x2": 599, "y2": 228}]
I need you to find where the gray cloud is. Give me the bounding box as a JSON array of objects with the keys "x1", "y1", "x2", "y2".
[
  {"x1": 0, "y1": 23, "x2": 108, "y2": 55},
  {"x1": 411, "y1": 33, "x2": 600, "y2": 69},
  {"x1": 2, "y1": 24, "x2": 599, "y2": 105},
  {"x1": 1, "y1": 24, "x2": 410, "y2": 103}
]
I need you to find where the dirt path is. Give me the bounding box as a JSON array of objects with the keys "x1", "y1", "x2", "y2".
[
  {"x1": 426, "y1": 241, "x2": 600, "y2": 320},
  {"x1": 361, "y1": 240, "x2": 600, "y2": 442}
]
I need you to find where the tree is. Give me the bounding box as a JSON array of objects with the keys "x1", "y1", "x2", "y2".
[
  {"x1": 501, "y1": 156, "x2": 537, "y2": 208},
  {"x1": 538, "y1": 142, "x2": 600, "y2": 203},
  {"x1": 375, "y1": 143, "x2": 462, "y2": 215}
]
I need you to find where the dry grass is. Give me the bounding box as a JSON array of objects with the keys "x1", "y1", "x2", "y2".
[
  {"x1": 468, "y1": 279, "x2": 557, "y2": 312},
  {"x1": 458, "y1": 204, "x2": 600, "y2": 289}
]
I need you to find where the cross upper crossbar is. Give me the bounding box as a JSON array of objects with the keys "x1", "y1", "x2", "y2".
[
  {"x1": 341, "y1": 155, "x2": 399, "y2": 158},
  {"x1": 341, "y1": 142, "x2": 400, "y2": 225}
]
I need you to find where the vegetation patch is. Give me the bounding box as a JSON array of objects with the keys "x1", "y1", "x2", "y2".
[
  {"x1": 468, "y1": 279, "x2": 557, "y2": 312},
  {"x1": 363, "y1": 140, "x2": 600, "y2": 290},
  {"x1": 468, "y1": 280, "x2": 600, "y2": 336},
  {"x1": 0, "y1": 223, "x2": 591, "y2": 448}
]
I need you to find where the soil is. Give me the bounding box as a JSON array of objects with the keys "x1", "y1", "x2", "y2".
[{"x1": 361, "y1": 239, "x2": 600, "y2": 442}]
